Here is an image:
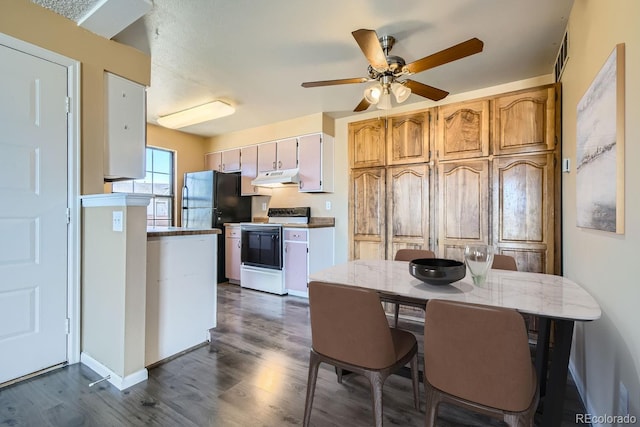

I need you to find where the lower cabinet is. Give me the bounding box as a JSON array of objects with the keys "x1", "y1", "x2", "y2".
[
  {"x1": 284, "y1": 227, "x2": 335, "y2": 297},
  {"x1": 225, "y1": 225, "x2": 241, "y2": 284}
]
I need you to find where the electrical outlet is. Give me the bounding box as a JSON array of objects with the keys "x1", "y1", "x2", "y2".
[
  {"x1": 112, "y1": 211, "x2": 123, "y2": 232},
  {"x1": 262, "y1": 202, "x2": 267, "y2": 211},
  {"x1": 619, "y1": 381, "x2": 629, "y2": 415},
  {"x1": 325, "y1": 201, "x2": 332, "y2": 210}
]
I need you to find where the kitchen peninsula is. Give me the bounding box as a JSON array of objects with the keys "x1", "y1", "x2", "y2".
[{"x1": 146, "y1": 227, "x2": 221, "y2": 366}]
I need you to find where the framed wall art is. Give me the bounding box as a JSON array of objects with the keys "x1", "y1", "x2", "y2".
[{"x1": 576, "y1": 43, "x2": 625, "y2": 233}]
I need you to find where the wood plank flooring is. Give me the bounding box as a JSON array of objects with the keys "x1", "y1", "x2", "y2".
[{"x1": 0, "y1": 283, "x2": 586, "y2": 426}]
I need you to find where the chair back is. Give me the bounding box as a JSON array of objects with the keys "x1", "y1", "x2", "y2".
[
  {"x1": 394, "y1": 249, "x2": 435, "y2": 261},
  {"x1": 308, "y1": 281, "x2": 396, "y2": 369},
  {"x1": 424, "y1": 299, "x2": 535, "y2": 412},
  {"x1": 492, "y1": 254, "x2": 517, "y2": 271}
]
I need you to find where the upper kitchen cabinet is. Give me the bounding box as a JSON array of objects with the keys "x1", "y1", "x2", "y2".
[
  {"x1": 386, "y1": 112, "x2": 430, "y2": 165},
  {"x1": 298, "y1": 134, "x2": 334, "y2": 192},
  {"x1": 493, "y1": 85, "x2": 556, "y2": 155},
  {"x1": 205, "y1": 151, "x2": 221, "y2": 171},
  {"x1": 437, "y1": 160, "x2": 490, "y2": 261},
  {"x1": 349, "y1": 118, "x2": 385, "y2": 168},
  {"x1": 240, "y1": 145, "x2": 270, "y2": 196},
  {"x1": 205, "y1": 149, "x2": 241, "y2": 172},
  {"x1": 437, "y1": 100, "x2": 489, "y2": 161},
  {"x1": 257, "y1": 138, "x2": 297, "y2": 172},
  {"x1": 104, "y1": 72, "x2": 146, "y2": 180}
]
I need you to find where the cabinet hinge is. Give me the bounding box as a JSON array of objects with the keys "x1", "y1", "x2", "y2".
[
  {"x1": 65, "y1": 97, "x2": 71, "y2": 114},
  {"x1": 307, "y1": 247, "x2": 309, "y2": 253},
  {"x1": 66, "y1": 208, "x2": 71, "y2": 224},
  {"x1": 65, "y1": 318, "x2": 71, "y2": 334}
]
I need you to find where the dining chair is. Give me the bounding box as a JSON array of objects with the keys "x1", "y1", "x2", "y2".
[
  {"x1": 304, "y1": 281, "x2": 420, "y2": 427},
  {"x1": 423, "y1": 299, "x2": 538, "y2": 427},
  {"x1": 492, "y1": 254, "x2": 518, "y2": 271},
  {"x1": 386, "y1": 249, "x2": 436, "y2": 327}
]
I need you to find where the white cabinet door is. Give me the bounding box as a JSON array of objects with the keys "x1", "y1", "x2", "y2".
[
  {"x1": 205, "y1": 152, "x2": 222, "y2": 171},
  {"x1": 240, "y1": 145, "x2": 270, "y2": 196},
  {"x1": 257, "y1": 141, "x2": 277, "y2": 172},
  {"x1": 276, "y1": 137, "x2": 298, "y2": 170},
  {"x1": 298, "y1": 134, "x2": 334, "y2": 192},
  {"x1": 221, "y1": 149, "x2": 241, "y2": 172},
  {"x1": 284, "y1": 229, "x2": 308, "y2": 296},
  {"x1": 104, "y1": 72, "x2": 146, "y2": 180},
  {"x1": 225, "y1": 226, "x2": 242, "y2": 283}
]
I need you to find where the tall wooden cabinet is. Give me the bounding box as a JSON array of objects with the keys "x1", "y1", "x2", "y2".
[{"x1": 349, "y1": 84, "x2": 560, "y2": 274}]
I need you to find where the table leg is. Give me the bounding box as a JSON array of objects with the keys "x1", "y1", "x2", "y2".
[
  {"x1": 540, "y1": 319, "x2": 575, "y2": 427},
  {"x1": 535, "y1": 316, "x2": 552, "y2": 396}
]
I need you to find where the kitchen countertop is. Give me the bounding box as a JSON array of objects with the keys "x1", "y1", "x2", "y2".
[
  {"x1": 147, "y1": 227, "x2": 222, "y2": 237},
  {"x1": 242, "y1": 217, "x2": 335, "y2": 228}
]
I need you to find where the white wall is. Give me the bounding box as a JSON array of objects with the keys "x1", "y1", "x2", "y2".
[{"x1": 562, "y1": 0, "x2": 640, "y2": 422}]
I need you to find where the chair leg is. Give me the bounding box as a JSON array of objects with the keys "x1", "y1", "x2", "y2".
[
  {"x1": 303, "y1": 351, "x2": 321, "y2": 427},
  {"x1": 410, "y1": 352, "x2": 420, "y2": 410},
  {"x1": 335, "y1": 366, "x2": 343, "y2": 384},
  {"x1": 365, "y1": 370, "x2": 385, "y2": 427},
  {"x1": 394, "y1": 303, "x2": 400, "y2": 327},
  {"x1": 423, "y1": 382, "x2": 440, "y2": 427}
]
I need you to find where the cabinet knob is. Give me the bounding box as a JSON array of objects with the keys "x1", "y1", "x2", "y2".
[{"x1": 124, "y1": 124, "x2": 128, "y2": 130}]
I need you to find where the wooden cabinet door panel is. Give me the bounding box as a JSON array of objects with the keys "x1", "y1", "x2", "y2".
[
  {"x1": 349, "y1": 119, "x2": 385, "y2": 168},
  {"x1": 493, "y1": 86, "x2": 556, "y2": 155},
  {"x1": 350, "y1": 168, "x2": 386, "y2": 259},
  {"x1": 437, "y1": 100, "x2": 489, "y2": 160},
  {"x1": 437, "y1": 160, "x2": 490, "y2": 260},
  {"x1": 386, "y1": 164, "x2": 429, "y2": 257},
  {"x1": 387, "y1": 112, "x2": 430, "y2": 165},
  {"x1": 492, "y1": 153, "x2": 555, "y2": 273}
]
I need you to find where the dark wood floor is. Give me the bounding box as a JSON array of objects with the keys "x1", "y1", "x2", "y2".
[{"x1": 0, "y1": 283, "x2": 586, "y2": 426}]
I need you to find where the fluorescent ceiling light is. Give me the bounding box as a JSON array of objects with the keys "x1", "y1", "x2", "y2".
[{"x1": 157, "y1": 101, "x2": 235, "y2": 129}]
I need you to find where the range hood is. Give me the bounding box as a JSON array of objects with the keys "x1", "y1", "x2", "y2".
[{"x1": 251, "y1": 168, "x2": 300, "y2": 187}]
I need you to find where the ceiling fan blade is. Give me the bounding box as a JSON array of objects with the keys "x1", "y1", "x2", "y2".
[
  {"x1": 352, "y1": 29, "x2": 388, "y2": 71},
  {"x1": 301, "y1": 77, "x2": 368, "y2": 88},
  {"x1": 404, "y1": 38, "x2": 484, "y2": 74},
  {"x1": 354, "y1": 98, "x2": 372, "y2": 112},
  {"x1": 404, "y1": 80, "x2": 449, "y2": 101}
]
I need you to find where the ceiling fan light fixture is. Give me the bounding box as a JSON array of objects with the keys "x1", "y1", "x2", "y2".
[
  {"x1": 391, "y1": 82, "x2": 411, "y2": 103},
  {"x1": 363, "y1": 82, "x2": 383, "y2": 104},
  {"x1": 377, "y1": 91, "x2": 392, "y2": 110},
  {"x1": 157, "y1": 100, "x2": 235, "y2": 129}
]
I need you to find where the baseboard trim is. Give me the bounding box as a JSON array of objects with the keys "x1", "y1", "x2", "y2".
[
  {"x1": 80, "y1": 352, "x2": 148, "y2": 391},
  {"x1": 569, "y1": 359, "x2": 598, "y2": 426}
]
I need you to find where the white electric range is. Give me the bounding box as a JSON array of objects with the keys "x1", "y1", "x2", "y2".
[{"x1": 239, "y1": 207, "x2": 310, "y2": 295}]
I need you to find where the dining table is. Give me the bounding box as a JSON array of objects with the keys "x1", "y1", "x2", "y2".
[{"x1": 309, "y1": 259, "x2": 601, "y2": 427}]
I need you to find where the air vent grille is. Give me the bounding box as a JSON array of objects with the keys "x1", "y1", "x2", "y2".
[{"x1": 554, "y1": 29, "x2": 569, "y2": 82}]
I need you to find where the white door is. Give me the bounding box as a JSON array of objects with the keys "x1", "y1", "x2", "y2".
[{"x1": 0, "y1": 43, "x2": 69, "y2": 384}]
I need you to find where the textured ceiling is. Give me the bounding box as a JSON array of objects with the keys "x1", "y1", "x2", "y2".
[
  {"x1": 32, "y1": 0, "x2": 574, "y2": 137},
  {"x1": 32, "y1": 0, "x2": 101, "y2": 22}
]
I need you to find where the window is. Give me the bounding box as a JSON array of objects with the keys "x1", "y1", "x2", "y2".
[{"x1": 112, "y1": 147, "x2": 174, "y2": 227}]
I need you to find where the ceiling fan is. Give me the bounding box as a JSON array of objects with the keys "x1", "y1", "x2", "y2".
[{"x1": 301, "y1": 29, "x2": 484, "y2": 112}]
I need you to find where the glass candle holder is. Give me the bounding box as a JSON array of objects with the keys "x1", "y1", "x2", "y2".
[{"x1": 464, "y1": 244, "x2": 495, "y2": 285}]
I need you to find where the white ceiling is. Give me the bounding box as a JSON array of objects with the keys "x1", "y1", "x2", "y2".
[{"x1": 33, "y1": 0, "x2": 573, "y2": 137}]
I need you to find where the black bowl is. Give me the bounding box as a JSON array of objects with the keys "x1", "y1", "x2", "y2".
[{"x1": 408, "y1": 258, "x2": 466, "y2": 286}]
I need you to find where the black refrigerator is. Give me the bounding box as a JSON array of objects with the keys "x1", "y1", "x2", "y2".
[{"x1": 182, "y1": 170, "x2": 251, "y2": 282}]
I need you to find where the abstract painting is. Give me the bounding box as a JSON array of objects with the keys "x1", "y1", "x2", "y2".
[{"x1": 576, "y1": 44, "x2": 625, "y2": 233}]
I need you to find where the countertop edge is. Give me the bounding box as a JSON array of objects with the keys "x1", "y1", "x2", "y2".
[{"x1": 147, "y1": 228, "x2": 222, "y2": 237}]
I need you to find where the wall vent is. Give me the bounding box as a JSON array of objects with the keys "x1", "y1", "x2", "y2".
[{"x1": 554, "y1": 28, "x2": 569, "y2": 82}]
